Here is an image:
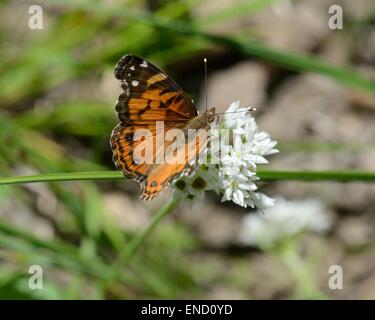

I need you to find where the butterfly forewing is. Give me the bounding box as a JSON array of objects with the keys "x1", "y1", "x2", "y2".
[{"x1": 114, "y1": 54, "x2": 197, "y2": 122}]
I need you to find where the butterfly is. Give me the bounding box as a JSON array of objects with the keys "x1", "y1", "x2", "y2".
[{"x1": 110, "y1": 54, "x2": 216, "y2": 200}]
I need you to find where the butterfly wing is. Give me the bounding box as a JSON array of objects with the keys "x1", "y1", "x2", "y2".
[
  {"x1": 111, "y1": 121, "x2": 185, "y2": 183},
  {"x1": 141, "y1": 127, "x2": 210, "y2": 200},
  {"x1": 114, "y1": 54, "x2": 197, "y2": 122},
  {"x1": 111, "y1": 54, "x2": 200, "y2": 194},
  {"x1": 111, "y1": 122, "x2": 156, "y2": 183}
]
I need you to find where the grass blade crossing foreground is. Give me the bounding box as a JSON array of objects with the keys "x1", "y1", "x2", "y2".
[
  {"x1": 40, "y1": 0, "x2": 375, "y2": 96},
  {"x1": 0, "y1": 220, "x2": 147, "y2": 290},
  {"x1": 101, "y1": 199, "x2": 178, "y2": 290},
  {"x1": 0, "y1": 171, "x2": 124, "y2": 185},
  {"x1": 257, "y1": 170, "x2": 375, "y2": 182},
  {"x1": 1, "y1": 170, "x2": 375, "y2": 186}
]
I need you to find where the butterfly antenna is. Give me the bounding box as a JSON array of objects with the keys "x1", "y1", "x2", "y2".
[
  {"x1": 204, "y1": 58, "x2": 208, "y2": 112},
  {"x1": 216, "y1": 107, "x2": 257, "y2": 115}
]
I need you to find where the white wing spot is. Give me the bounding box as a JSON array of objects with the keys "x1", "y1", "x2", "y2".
[
  {"x1": 132, "y1": 80, "x2": 139, "y2": 87},
  {"x1": 130, "y1": 66, "x2": 135, "y2": 71},
  {"x1": 140, "y1": 60, "x2": 148, "y2": 68}
]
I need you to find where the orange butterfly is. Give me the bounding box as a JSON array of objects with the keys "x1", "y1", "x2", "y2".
[{"x1": 110, "y1": 54, "x2": 216, "y2": 200}]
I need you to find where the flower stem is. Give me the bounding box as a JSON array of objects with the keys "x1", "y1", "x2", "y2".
[
  {"x1": 0, "y1": 171, "x2": 124, "y2": 185},
  {"x1": 278, "y1": 240, "x2": 326, "y2": 299},
  {"x1": 1, "y1": 169, "x2": 375, "y2": 186},
  {"x1": 258, "y1": 169, "x2": 375, "y2": 182},
  {"x1": 101, "y1": 198, "x2": 178, "y2": 291}
]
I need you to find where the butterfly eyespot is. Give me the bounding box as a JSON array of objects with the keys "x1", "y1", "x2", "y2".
[
  {"x1": 150, "y1": 181, "x2": 158, "y2": 187},
  {"x1": 192, "y1": 177, "x2": 207, "y2": 190},
  {"x1": 175, "y1": 179, "x2": 187, "y2": 191}
]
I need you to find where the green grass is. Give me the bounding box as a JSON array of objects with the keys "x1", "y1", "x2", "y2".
[{"x1": 38, "y1": 0, "x2": 375, "y2": 96}]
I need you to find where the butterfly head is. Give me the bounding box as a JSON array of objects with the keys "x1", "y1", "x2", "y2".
[{"x1": 205, "y1": 107, "x2": 217, "y2": 125}]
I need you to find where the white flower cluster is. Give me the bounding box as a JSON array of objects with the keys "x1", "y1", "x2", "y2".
[
  {"x1": 238, "y1": 197, "x2": 332, "y2": 249},
  {"x1": 217, "y1": 101, "x2": 278, "y2": 208},
  {"x1": 174, "y1": 101, "x2": 278, "y2": 208}
]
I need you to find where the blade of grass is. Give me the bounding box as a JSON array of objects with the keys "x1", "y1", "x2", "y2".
[
  {"x1": 1, "y1": 170, "x2": 375, "y2": 186},
  {"x1": 206, "y1": 35, "x2": 375, "y2": 95},
  {"x1": 278, "y1": 141, "x2": 375, "y2": 153},
  {"x1": 100, "y1": 198, "x2": 178, "y2": 290},
  {"x1": 257, "y1": 170, "x2": 375, "y2": 182},
  {"x1": 0, "y1": 171, "x2": 124, "y2": 185},
  {"x1": 38, "y1": 0, "x2": 375, "y2": 96},
  {"x1": 197, "y1": 0, "x2": 289, "y2": 28},
  {"x1": 0, "y1": 220, "x2": 148, "y2": 291}
]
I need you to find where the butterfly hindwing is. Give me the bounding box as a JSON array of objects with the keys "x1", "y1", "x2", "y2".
[
  {"x1": 111, "y1": 121, "x2": 184, "y2": 183},
  {"x1": 141, "y1": 126, "x2": 210, "y2": 200},
  {"x1": 111, "y1": 123, "x2": 152, "y2": 182}
]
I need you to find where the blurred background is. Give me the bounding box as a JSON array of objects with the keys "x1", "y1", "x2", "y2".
[{"x1": 0, "y1": 0, "x2": 374, "y2": 299}]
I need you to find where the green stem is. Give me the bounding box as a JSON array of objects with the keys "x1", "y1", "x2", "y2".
[
  {"x1": 257, "y1": 170, "x2": 375, "y2": 182},
  {"x1": 1, "y1": 170, "x2": 375, "y2": 186},
  {"x1": 277, "y1": 240, "x2": 326, "y2": 299},
  {"x1": 0, "y1": 171, "x2": 124, "y2": 185},
  {"x1": 101, "y1": 198, "x2": 178, "y2": 290}
]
